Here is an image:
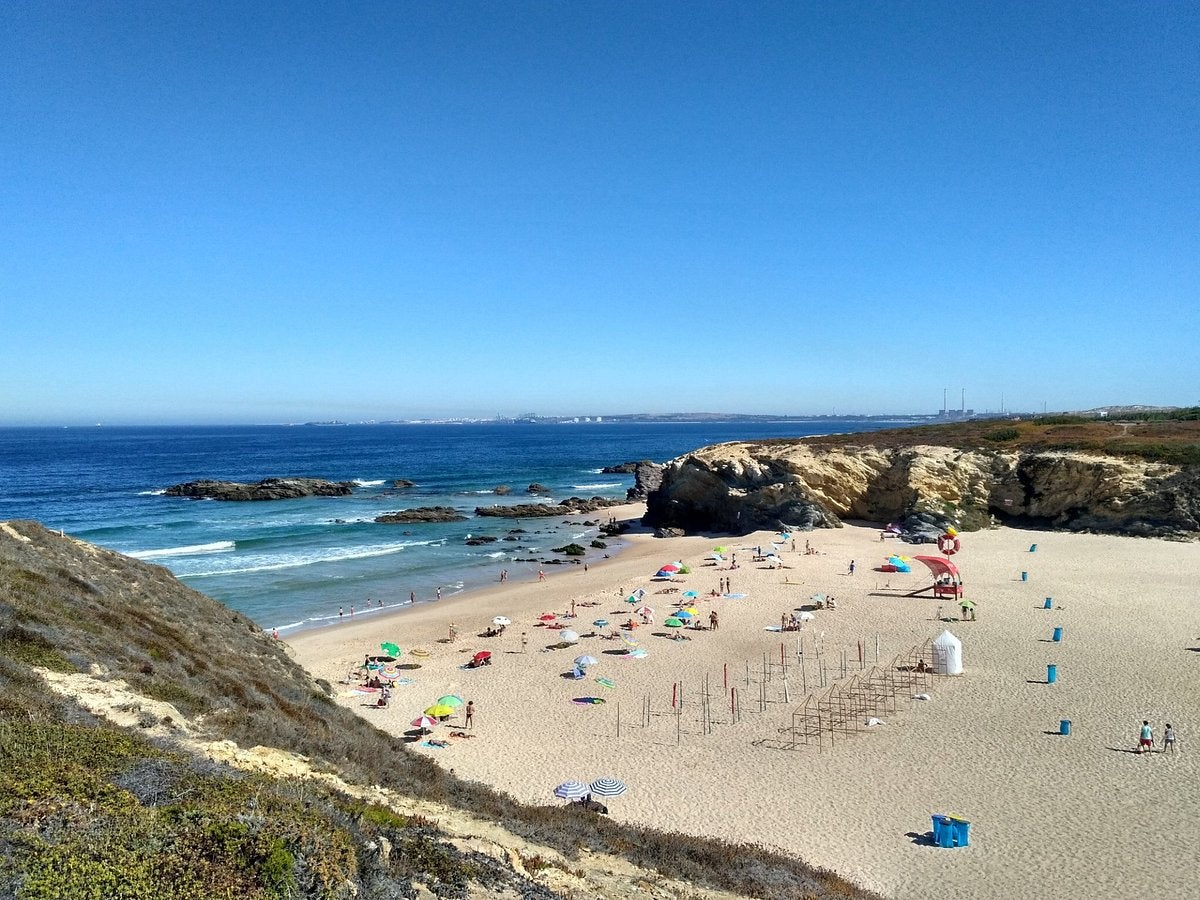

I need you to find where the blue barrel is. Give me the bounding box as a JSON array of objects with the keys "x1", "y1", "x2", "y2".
[
  {"x1": 1060, "y1": 719, "x2": 1071, "y2": 736},
  {"x1": 1047, "y1": 664, "x2": 1058, "y2": 683},
  {"x1": 1029, "y1": 543, "x2": 1037, "y2": 552},
  {"x1": 1052, "y1": 626, "x2": 1063, "y2": 642},
  {"x1": 938, "y1": 821, "x2": 955, "y2": 848},
  {"x1": 951, "y1": 819, "x2": 970, "y2": 847},
  {"x1": 1021, "y1": 571, "x2": 1028, "y2": 582},
  {"x1": 931, "y1": 815, "x2": 944, "y2": 843},
  {"x1": 1044, "y1": 597, "x2": 1053, "y2": 609}
]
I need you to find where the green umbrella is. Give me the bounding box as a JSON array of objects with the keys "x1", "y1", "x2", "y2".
[
  {"x1": 381, "y1": 642, "x2": 401, "y2": 657},
  {"x1": 663, "y1": 617, "x2": 683, "y2": 628},
  {"x1": 959, "y1": 600, "x2": 976, "y2": 609},
  {"x1": 436, "y1": 695, "x2": 464, "y2": 707}
]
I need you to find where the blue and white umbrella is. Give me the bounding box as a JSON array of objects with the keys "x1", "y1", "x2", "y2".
[
  {"x1": 589, "y1": 777, "x2": 627, "y2": 798},
  {"x1": 553, "y1": 780, "x2": 590, "y2": 800}
]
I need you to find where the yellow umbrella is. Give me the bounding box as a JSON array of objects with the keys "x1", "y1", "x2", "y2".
[
  {"x1": 424, "y1": 704, "x2": 455, "y2": 718},
  {"x1": 409, "y1": 648, "x2": 431, "y2": 658},
  {"x1": 678, "y1": 606, "x2": 699, "y2": 616}
]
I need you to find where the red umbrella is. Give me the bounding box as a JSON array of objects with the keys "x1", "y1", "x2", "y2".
[
  {"x1": 538, "y1": 613, "x2": 557, "y2": 621},
  {"x1": 658, "y1": 563, "x2": 680, "y2": 573},
  {"x1": 473, "y1": 651, "x2": 492, "y2": 662}
]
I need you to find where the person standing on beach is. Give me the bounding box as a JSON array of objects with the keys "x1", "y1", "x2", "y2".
[
  {"x1": 538, "y1": 570, "x2": 546, "y2": 581},
  {"x1": 339, "y1": 607, "x2": 344, "y2": 618},
  {"x1": 410, "y1": 590, "x2": 415, "y2": 604},
  {"x1": 1138, "y1": 720, "x2": 1154, "y2": 753},
  {"x1": 1162, "y1": 723, "x2": 1176, "y2": 753},
  {"x1": 465, "y1": 700, "x2": 475, "y2": 729},
  {"x1": 848, "y1": 560, "x2": 856, "y2": 575}
]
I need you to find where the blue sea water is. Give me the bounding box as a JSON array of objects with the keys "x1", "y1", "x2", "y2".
[{"x1": 0, "y1": 421, "x2": 914, "y2": 632}]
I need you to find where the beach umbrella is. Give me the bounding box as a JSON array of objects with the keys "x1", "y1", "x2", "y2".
[
  {"x1": 553, "y1": 780, "x2": 589, "y2": 800},
  {"x1": 472, "y1": 650, "x2": 492, "y2": 662},
  {"x1": 560, "y1": 629, "x2": 580, "y2": 644},
  {"x1": 589, "y1": 777, "x2": 627, "y2": 798},
  {"x1": 574, "y1": 655, "x2": 599, "y2": 667},
  {"x1": 707, "y1": 553, "x2": 724, "y2": 562},
  {"x1": 411, "y1": 715, "x2": 438, "y2": 732},
  {"x1": 634, "y1": 606, "x2": 654, "y2": 616},
  {"x1": 678, "y1": 606, "x2": 699, "y2": 615},
  {"x1": 713, "y1": 546, "x2": 728, "y2": 553},
  {"x1": 593, "y1": 618, "x2": 609, "y2": 627},
  {"x1": 682, "y1": 590, "x2": 699, "y2": 599},
  {"x1": 381, "y1": 642, "x2": 401, "y2": 657},
  {"x1": 798, "y1": 611, "x2": 815, "y2": 621},
  {"x1": 632, "y1": 588, "x2": 645, "y2": 599},
  {"x1": 959, "y1": 599, "x2": 976, "y2": 609},
  {"x1": 436, "y1": 695, "x2": 464, "y2": 707},
  {"x1": 623, "y1": 648, "x2": 648, "y2": 659},
  {"x1": 492, "y1": 616, "x2": 511, "y2": 626},
  {"x1": 658, "y1": 563, "x2": 680, "y2": 573},
  {"x1": 672, "y1": 610, "x2": 694, "y2": 620},
  {"x1": 663, "y1": 617, "x2": 683, "y2": 628},
  {"x1": 538, "y1": 613, "x2": 557, "y2": 621},
  {"x1": 620, "y1": 633, "x2": 639, "y2": 647},
  {"x1": 424, "y1": 703, "x2": 455, "y2": 718},
  {"x1": 379, "y1": 669, "x2": 402, "y2": 680},
  {"x1": 409, "y1": 647, "x2": 431, "y2": 658}
]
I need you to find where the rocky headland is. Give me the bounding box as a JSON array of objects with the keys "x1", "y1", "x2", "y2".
[
  {"x1": 645, "y1": 441, "x2": 1200, "y2": 538},
  {"x1": 375, "y1": 506, "x2": 468, "y2": 524},
  {"x1": 164, "y1": 477, "x2": 355, "y2": 501}
]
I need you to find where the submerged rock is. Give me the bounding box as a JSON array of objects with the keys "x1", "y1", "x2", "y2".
[{"x1": 376, "y1": 507, "x2": 467, "y2": 523}]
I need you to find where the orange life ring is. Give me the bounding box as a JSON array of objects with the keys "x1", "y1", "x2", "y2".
[{"x1": 937, "y1": 533, "x2": 960, "y2": 555}]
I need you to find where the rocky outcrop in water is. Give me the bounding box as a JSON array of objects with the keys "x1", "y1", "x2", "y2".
[
  {"x1": 375, "y1": 506, "x2": 467, "y2": 523},
  {"x1": 475, "y1": 497, "x2": 626, "y2": 518},
  {"x1": 644, "y1": 442, "x2": 1200, "y2": 538},
  {"x1": 164, "y1": 477, "x2": 355, "y2": 501}
]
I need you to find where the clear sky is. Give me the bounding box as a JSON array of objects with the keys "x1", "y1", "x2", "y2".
[{"x1": 2, "y1": 2, "x2": 1196, "y2": 425}]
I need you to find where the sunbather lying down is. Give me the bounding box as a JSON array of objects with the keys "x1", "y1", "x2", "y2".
[{"x1": 449, "y1": 731, "x2": 476, "y2": 738}]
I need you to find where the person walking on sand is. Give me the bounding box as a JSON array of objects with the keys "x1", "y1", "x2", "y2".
[
  {"x1": 1162, "y1": 723, "x2": 1177, "y2": 753},
  {"x1": 538, "y1": 570, "x2": 546, "y2": 581},
  {"x1": 410, "y1": 590, "x2": 415, "y2": 604},
  {"x1": 436, "y1": 587, "x2": 442, "y2": 600},
  {"x1": 848, "y1": 560, "x2": 856, "y2": 575},
  {"x1": 465, "y1": 700, "x2": 475, "y2": 729},
  {"x1": 1138, "y1": 720, "x2": 1154, "y2": 753}
]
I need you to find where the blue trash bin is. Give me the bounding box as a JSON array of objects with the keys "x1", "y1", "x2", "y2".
[
  {"x1": 1060, "y1": 719, "x2": 1071, "y2": 736},
  {"x1": 1044, "y1": 597, "x2": 1053, "y2": 609},
  {"x1": 1052, "y1": 626, "x2": 1063, "y2": 642},
  {"x1": 1029, "y1": 543, "x2": 1037, "y2": 552},
  {"x1": 1047, "y1": 664, "x2": 1058, "y2": 683},
  {"x1": 1021, "y1": 571, "x2": 1028, "y2": 582},
  {"x1": 951, "y1": 819, "x2": 970, "y2": 847},
  {"x1": 931, "y1": 815, "x2": 949, "y2": 845},
  {"x1": 937, "y1": 820, "x2": 955, "y2": 848}
]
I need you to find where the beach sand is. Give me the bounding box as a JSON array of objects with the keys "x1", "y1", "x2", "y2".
[{"x1": 291, "y1": 505, "x2": 1200, "y2": 899}]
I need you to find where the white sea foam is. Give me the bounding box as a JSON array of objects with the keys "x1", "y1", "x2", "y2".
[
  {"x1": 353, "y1": 479, "x2": 385, "y2": 487},
  {"x1": 485, "y1": 551, "x2": 506, "y2": 559},
  {"x1": 571, "y1": 482, "x2": 622, "y2": 491},
  {"x1": 586, "y1": 468, "x2": 603, "y2": 474},
  {"x1": 137, "y1": 489, "x2": 167, "y2": 496},
  {"x1": 183, "y1": 540, "x2": 437, "y2": 578},
  {"x1": 129, "y1": 540, "x2": 236, "y2": 559}
]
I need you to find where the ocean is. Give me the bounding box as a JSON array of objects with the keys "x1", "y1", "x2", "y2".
[{"x1": 0, "y1": 421, "x2": 914, "y2": 633}]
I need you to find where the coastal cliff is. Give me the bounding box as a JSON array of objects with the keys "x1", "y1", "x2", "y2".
[{"x1": 645, "y1": 442, "x2": 1200, "y2": 538}]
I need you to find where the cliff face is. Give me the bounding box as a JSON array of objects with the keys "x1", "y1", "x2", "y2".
[{"x1": 643, "y1": 442, "x2": 1200, "y2": 537}]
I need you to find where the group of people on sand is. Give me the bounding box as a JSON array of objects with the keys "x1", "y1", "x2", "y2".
[{"x1": 1137, "y1": 720, "x2": 1178, "y2": 754}]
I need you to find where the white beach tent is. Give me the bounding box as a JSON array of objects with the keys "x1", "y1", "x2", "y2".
[{"x1": 931, "y1": 630, "x2": 963, "y2": 675}]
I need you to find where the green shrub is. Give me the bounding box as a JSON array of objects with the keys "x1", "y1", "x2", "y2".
[{"x1": 983, "y1": 426, "x2": 1020, "y2": 442}]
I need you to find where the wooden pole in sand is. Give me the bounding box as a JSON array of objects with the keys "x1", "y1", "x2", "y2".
[
  {"x1": 723, "y1": 662, "x2": 728, "y2": 692},
  {"x1": 876, "y1": 633, "x2": 880, "y2": 665},
  {"x1": 800, "y1": 647, "x2": 807, "y2": 694},
  {"x1": 781, "y1": 642, "x2": 786, "y2": 677},
  {"x1": 858, "y1": 640, "x2": 863, "y2": 671},
  {"x1": 616, "y1": 700, "x2": 620, "y2": 738},
  {"x1": 676, "y1": 702, "x2": 681, "y2": 745}
]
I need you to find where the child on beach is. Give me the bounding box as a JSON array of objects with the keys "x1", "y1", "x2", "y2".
[{"x1": 1163, "y1": 723, "x2": 1176, "y2": 753}]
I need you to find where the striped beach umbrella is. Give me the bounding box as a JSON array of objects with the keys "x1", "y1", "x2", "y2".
[
  {"x1": 589, "y1": 777, "x2": 627, "y2": 798},
  {"x1": 411, "y1": 715, "x2": 438, "y2": 733},
  {"x1": 553, "y1": 780, "x2": 589, "y2": 800}
]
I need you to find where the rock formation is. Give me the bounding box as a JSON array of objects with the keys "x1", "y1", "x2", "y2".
[
  {"x1": 475, "y1": 497, "x2": 626, "y2": 518},
  {"x1": 164, "y1": 477, "x2": 355, "y2": 501},
  {"x1": 526, "y1": 483, "x2": 552, "y2": 494},
  {"x1": 626, "y1": 461, "x2": 664, "y2": 501},
  {"x1": 375, "y1": 506, "x2": 467, "y2": 523},
  {"x1": 644, "y1": 442, "x2": 1200, "y2": 538}
]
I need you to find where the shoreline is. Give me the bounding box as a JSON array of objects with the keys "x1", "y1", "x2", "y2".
[{"x1": 281, "y1": 502, "x2": 657, "y2": 640}]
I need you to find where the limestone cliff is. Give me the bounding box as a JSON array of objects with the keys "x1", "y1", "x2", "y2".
[{"x1": 644, "y1": 442, "x2": 1200, "y2": 538}]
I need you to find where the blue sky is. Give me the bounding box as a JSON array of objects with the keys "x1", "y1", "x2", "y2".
[{"x1": 2, "y1": 2, "x2": 1196, "y2": 425}]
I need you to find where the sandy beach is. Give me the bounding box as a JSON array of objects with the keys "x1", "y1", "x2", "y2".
[{"x1": 290, "y1": 505, "x2": 1200, "y2": 900}]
